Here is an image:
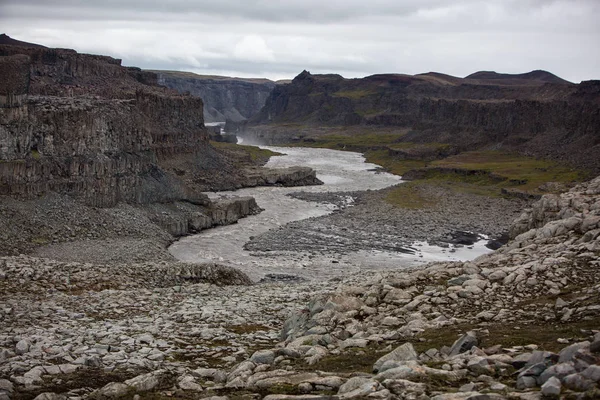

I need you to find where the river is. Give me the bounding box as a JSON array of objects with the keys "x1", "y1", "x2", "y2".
[{"x1": 169, "y1": 146, "x2": 493, "y2": 281}]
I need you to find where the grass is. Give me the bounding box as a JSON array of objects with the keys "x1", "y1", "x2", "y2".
[
  {"x1": 210, "y1": 141, "x2": 282, "y2": 165},
  {"x1": 332, "y1": 89, "x2": 377, "y2": 99},
  {"x1": 291, "y1": 132, "x2": 408, "y2": 150},
  {"x1": 430, "y1": 151, "x2": 589, "y2": 193},
  {"x1": 414, "y1": 319, "x2": 600, "y2": 354},
  {"x1": 278, "y1": 132, "x2": 590, "y2": 206},
  {"x1": 383, "y1": 182, "x2": 436, "y2": 209}
]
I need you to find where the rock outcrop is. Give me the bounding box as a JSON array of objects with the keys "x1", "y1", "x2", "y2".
[
  {"x1": 0, "y1": 44, "x2": 211, "y2": 207},
  {"x1": 153, "y1": 70, "x2": 276, "y2": 123},
  {"x1": 241, "y1": 70, "x2": 600, "y2": 172}
]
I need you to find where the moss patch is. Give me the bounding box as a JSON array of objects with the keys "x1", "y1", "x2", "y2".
[
  {"x1": 210, "y1": 141, "x2": 282, "y2": 165},
  {"x1": 414, "y1": 319, "x2": 600, "y2": 354}
]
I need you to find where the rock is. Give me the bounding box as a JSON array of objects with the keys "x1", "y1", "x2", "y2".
[
  {"x1": 250, "y1": 350, "x2": 275, "y2": 365},
  {"x1": 338, "y1": 376, "x2": 381, "y2": 398},
  {"x1": 516, "y1": 375, "x2": 537, "y2": 390},
  {"x1": 555, "y1": 298, "x2": 568, "y2": 308},
  {"x1": 381, "y1": 378, "x2": 426, "y2": 395},
  {"x1": 562, "y1": 373, "x2": 595, "y2": 391},
  {"x1": 558, "y1": 341, "x2": 590, "y2": 363},
  {"x1": 466, "y1": 357, "x2": 494, "y2": 375},
  {"x1": 33, "y1": 394, "x2": 66, "y2": 400},
  {"x1": 92, "y1": 382, "x2": 130, "y2": 399},
  {"x1": 538, "y1": 362, "x2": 576, "y2": 385},
  {"x1": 488, "y1": 270, "x2": 507, "y2": 282},
  {"x1": 178, "y1": 375, "x2": 203, "y2": 391},
  {"x1": 448, "y1": 332, "x2": 478, "y2": 356},
  {"x1": 541, "y1": 376, "x2": 561, "y2": 398},
  {"x1": 339, "y1": 339, "x2": 368, "y2": 349},
  {"x1": 373, "y1": 342, "x2": 418, "y2": 372},
  {"x1": 581, "y1": 365, "x2": 600, "y2": 382},
  {"x1": 124, "y1": 370, "x2": 169, "y2": 392},
  {"x1": 15, "y1": 339, "x2": 30, "y2": 355},
  {"x1": 0, "y1": 379, "x2": 13, "y2": 394}
]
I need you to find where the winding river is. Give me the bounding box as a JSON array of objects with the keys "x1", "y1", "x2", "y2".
[{"x1": 169, "y1": 146, "x2": 493, "y2": 281}]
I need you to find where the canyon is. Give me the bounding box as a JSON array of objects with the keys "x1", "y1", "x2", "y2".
[
  {"x1": 153, "y1": 70, "x2": 278, "y2": 123},
  {"x1": 0, "y1": 34, "x2": 599, "y2": 400},
  {"x1": 236, "y1": 70, "x2": 600, "y2": 173}
]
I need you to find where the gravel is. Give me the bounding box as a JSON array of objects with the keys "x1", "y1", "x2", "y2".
[{"x1": 245, "y1": 183, "x2": 529, "y2": 255}]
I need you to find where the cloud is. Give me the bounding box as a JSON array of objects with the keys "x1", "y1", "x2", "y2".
[{"x1": 0, "y1": 0, "x2": 598, "y2": 82}]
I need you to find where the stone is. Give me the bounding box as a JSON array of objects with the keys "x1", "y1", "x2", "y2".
[
  {"x1": 93, "y1": 382, "x2": 129, "y2": 399},
  {"x1": 0, "y1": 379, "x2": 14, "y2": 393},
  {"x1": 516, "y1": 375, "x2": 537, "y2": 390},
  {"x1": 15, "y1": 339, "x2": 30, "y2": 355},
  {"x1": 373, "y1": 343, "x2": 418, "y2": 372},
  {"x1": 381, "y1": 378, "x2": 426, "y2": 395},
  {"x1": 558, "y1": 341, "x2": 590, "y2": 363},
  {"x1": 448, "y1": 332, "x2": 478, "y2": 356},
  {"x1": 250, "y1": 350, "x2": 275, "y2": 365},
  {"x1": 124, "y1": 370, "x2": 169, "y2": 392},
  {"x1": 339, "y1": 339, "x2": 368, "y2": 349},
  {"x1": 541, "y1": 376, "x2": 561, "y2": 398},
  {"x1": 338, "y1": 377, "x2": 381, "y2": 398},
  {"x1": 33, "y1": 394, "x2": 66, "y2": 400},
  {"x1": 581, "y1": 365, "x2": 600, "y2": 382},
  {"x1": 466, "y1": 357, "x2": 494, "y2": 375},
  {"x1": 562, "y1": 373, "x2": 595, "y2": 391},
  {"x1": 178, "y1": 375, "x2": 203, "y2": 391},
  {"x1": 538, "y1": 362, "x2": 576, "y2": 385}
]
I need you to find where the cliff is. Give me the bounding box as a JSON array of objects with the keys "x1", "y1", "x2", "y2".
[
  {"x1": 245, "y1": 70, "x2": 600, "y2": 172},
  {"x1": 0, "y1": 44, "x2": 212, "y2": 207},
  {"x1": 152, "y1": 70, "x2": 276, "y2": 123}
]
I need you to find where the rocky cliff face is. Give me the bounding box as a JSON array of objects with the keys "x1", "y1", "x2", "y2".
[
  {"x1": 153, "y1": 71, "x2": 276, "y2": 123},
  {"x1": 246, "y1": 70, "x2": 600, "y2": 172},
  {"x1": 0, "y1": 44, "x2": 214, "y2": 207}
]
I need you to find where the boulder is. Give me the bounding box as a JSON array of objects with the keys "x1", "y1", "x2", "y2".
[
  {"x1": 448, "y1": 332, "x2": 478, "y2": 356},
  {"x1": 373, "y1": 343, "x2": 418, "y2": 372}
]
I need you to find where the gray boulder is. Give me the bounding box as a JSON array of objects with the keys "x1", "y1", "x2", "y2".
[
  {"x1": 448, "y1": 332, "x2": 478, "y2": 356},
  {"x1": 373, "y1": 343, "x2": 418, "y2": 372},
  {"x1": 541, "y1": 376, "x2": 561, "y2": 398}
]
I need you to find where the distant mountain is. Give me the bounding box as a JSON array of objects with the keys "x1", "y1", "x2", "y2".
[
  {"x1": 465, "y1": 70, "x2": 572, "y2": 85},
  {"x1": 150, "y1": 70, "x2": 277, "y2": 123},
  {"x1": 0, "y1": 33, "x2": 46, "y2": 48}
]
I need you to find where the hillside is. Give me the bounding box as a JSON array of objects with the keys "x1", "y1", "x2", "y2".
[
  {"x1": 152, "y1": 70, "x2": 277, "y2": 122},
  {"x1": 241, "y1": 70, "x2": 600, "y2": 173}
]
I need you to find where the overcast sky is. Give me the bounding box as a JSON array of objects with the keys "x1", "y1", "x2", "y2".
[{"x1": 1, "y1": 0, "x2": 598, "y2": 82}]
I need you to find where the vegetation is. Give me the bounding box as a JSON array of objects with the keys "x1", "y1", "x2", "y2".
[
  {"x1": 414, "y1": 319, "x2": 599, "y2": 354},
  {"x1": 283, "y1": 132, "x2": 589, "y2": 206},
  {"x1": 332, "y1": 89, "x2": 377, "y2": 99},
  {"x1": 210, "y1": 141, "x2": 282, "y2": 165}
]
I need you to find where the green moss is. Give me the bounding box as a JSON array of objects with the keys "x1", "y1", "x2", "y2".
[
  {"x1": 210, "y1": 141, "x2": 282, "y2": 165},
  {"x1": 383, "y1": 183, "x2": 436, "y2": 209},
  {"x1": 414, "y1": 319, "x2": 600, "y2": 354},
  {"x1": 332, "y1": 89, "x2": 377, "y2": 99},
  {"x1": 430, "y1": 151, "x2": 589, "y2": 193},
  {"x1": 31, "y1": 150, "x2": 41, "y2": 160}
]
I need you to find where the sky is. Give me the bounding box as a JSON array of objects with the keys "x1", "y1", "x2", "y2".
[{"x1": 1, "y1": 0, "x2": 599, "y2": 83}]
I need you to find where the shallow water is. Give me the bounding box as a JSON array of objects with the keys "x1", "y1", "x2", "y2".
[{"x1": 169, "y1": 146, "x2": 492, "y2": 281}]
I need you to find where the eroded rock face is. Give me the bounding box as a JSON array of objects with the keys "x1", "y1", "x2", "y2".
[
  {"x1": 0, "y1": 45, "x2": 212, "y2": 207},
  {"x1": 154, "y1": 71, "x2": 276, "y2": 123},
  {"x1": 242, "y1": 70, "x2": 600, "y2": 172}
]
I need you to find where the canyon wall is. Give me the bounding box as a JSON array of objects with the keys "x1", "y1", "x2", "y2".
[
  {"x1": 244, "y1": 71, "x2": 600, "y2": 172},
  {"x1": 0, "y1": 44, "x2": 212, "y2": 207},
  {"x1": 154, "y1": 71, "x2": 276, "y2": 123}
]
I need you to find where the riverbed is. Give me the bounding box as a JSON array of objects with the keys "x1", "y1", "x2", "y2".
[{"x1": 169, "y1": 146, "x2": 494, "y2": 281}]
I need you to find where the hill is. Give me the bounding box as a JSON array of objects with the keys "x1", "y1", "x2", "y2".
[{"x1": 239, "y1": 69, "x2": 600, "y2": 173}]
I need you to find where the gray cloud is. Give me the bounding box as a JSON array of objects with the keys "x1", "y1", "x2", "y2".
[{"x1": 0, "y1": 0, "x2": 598, "y2": 82}]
